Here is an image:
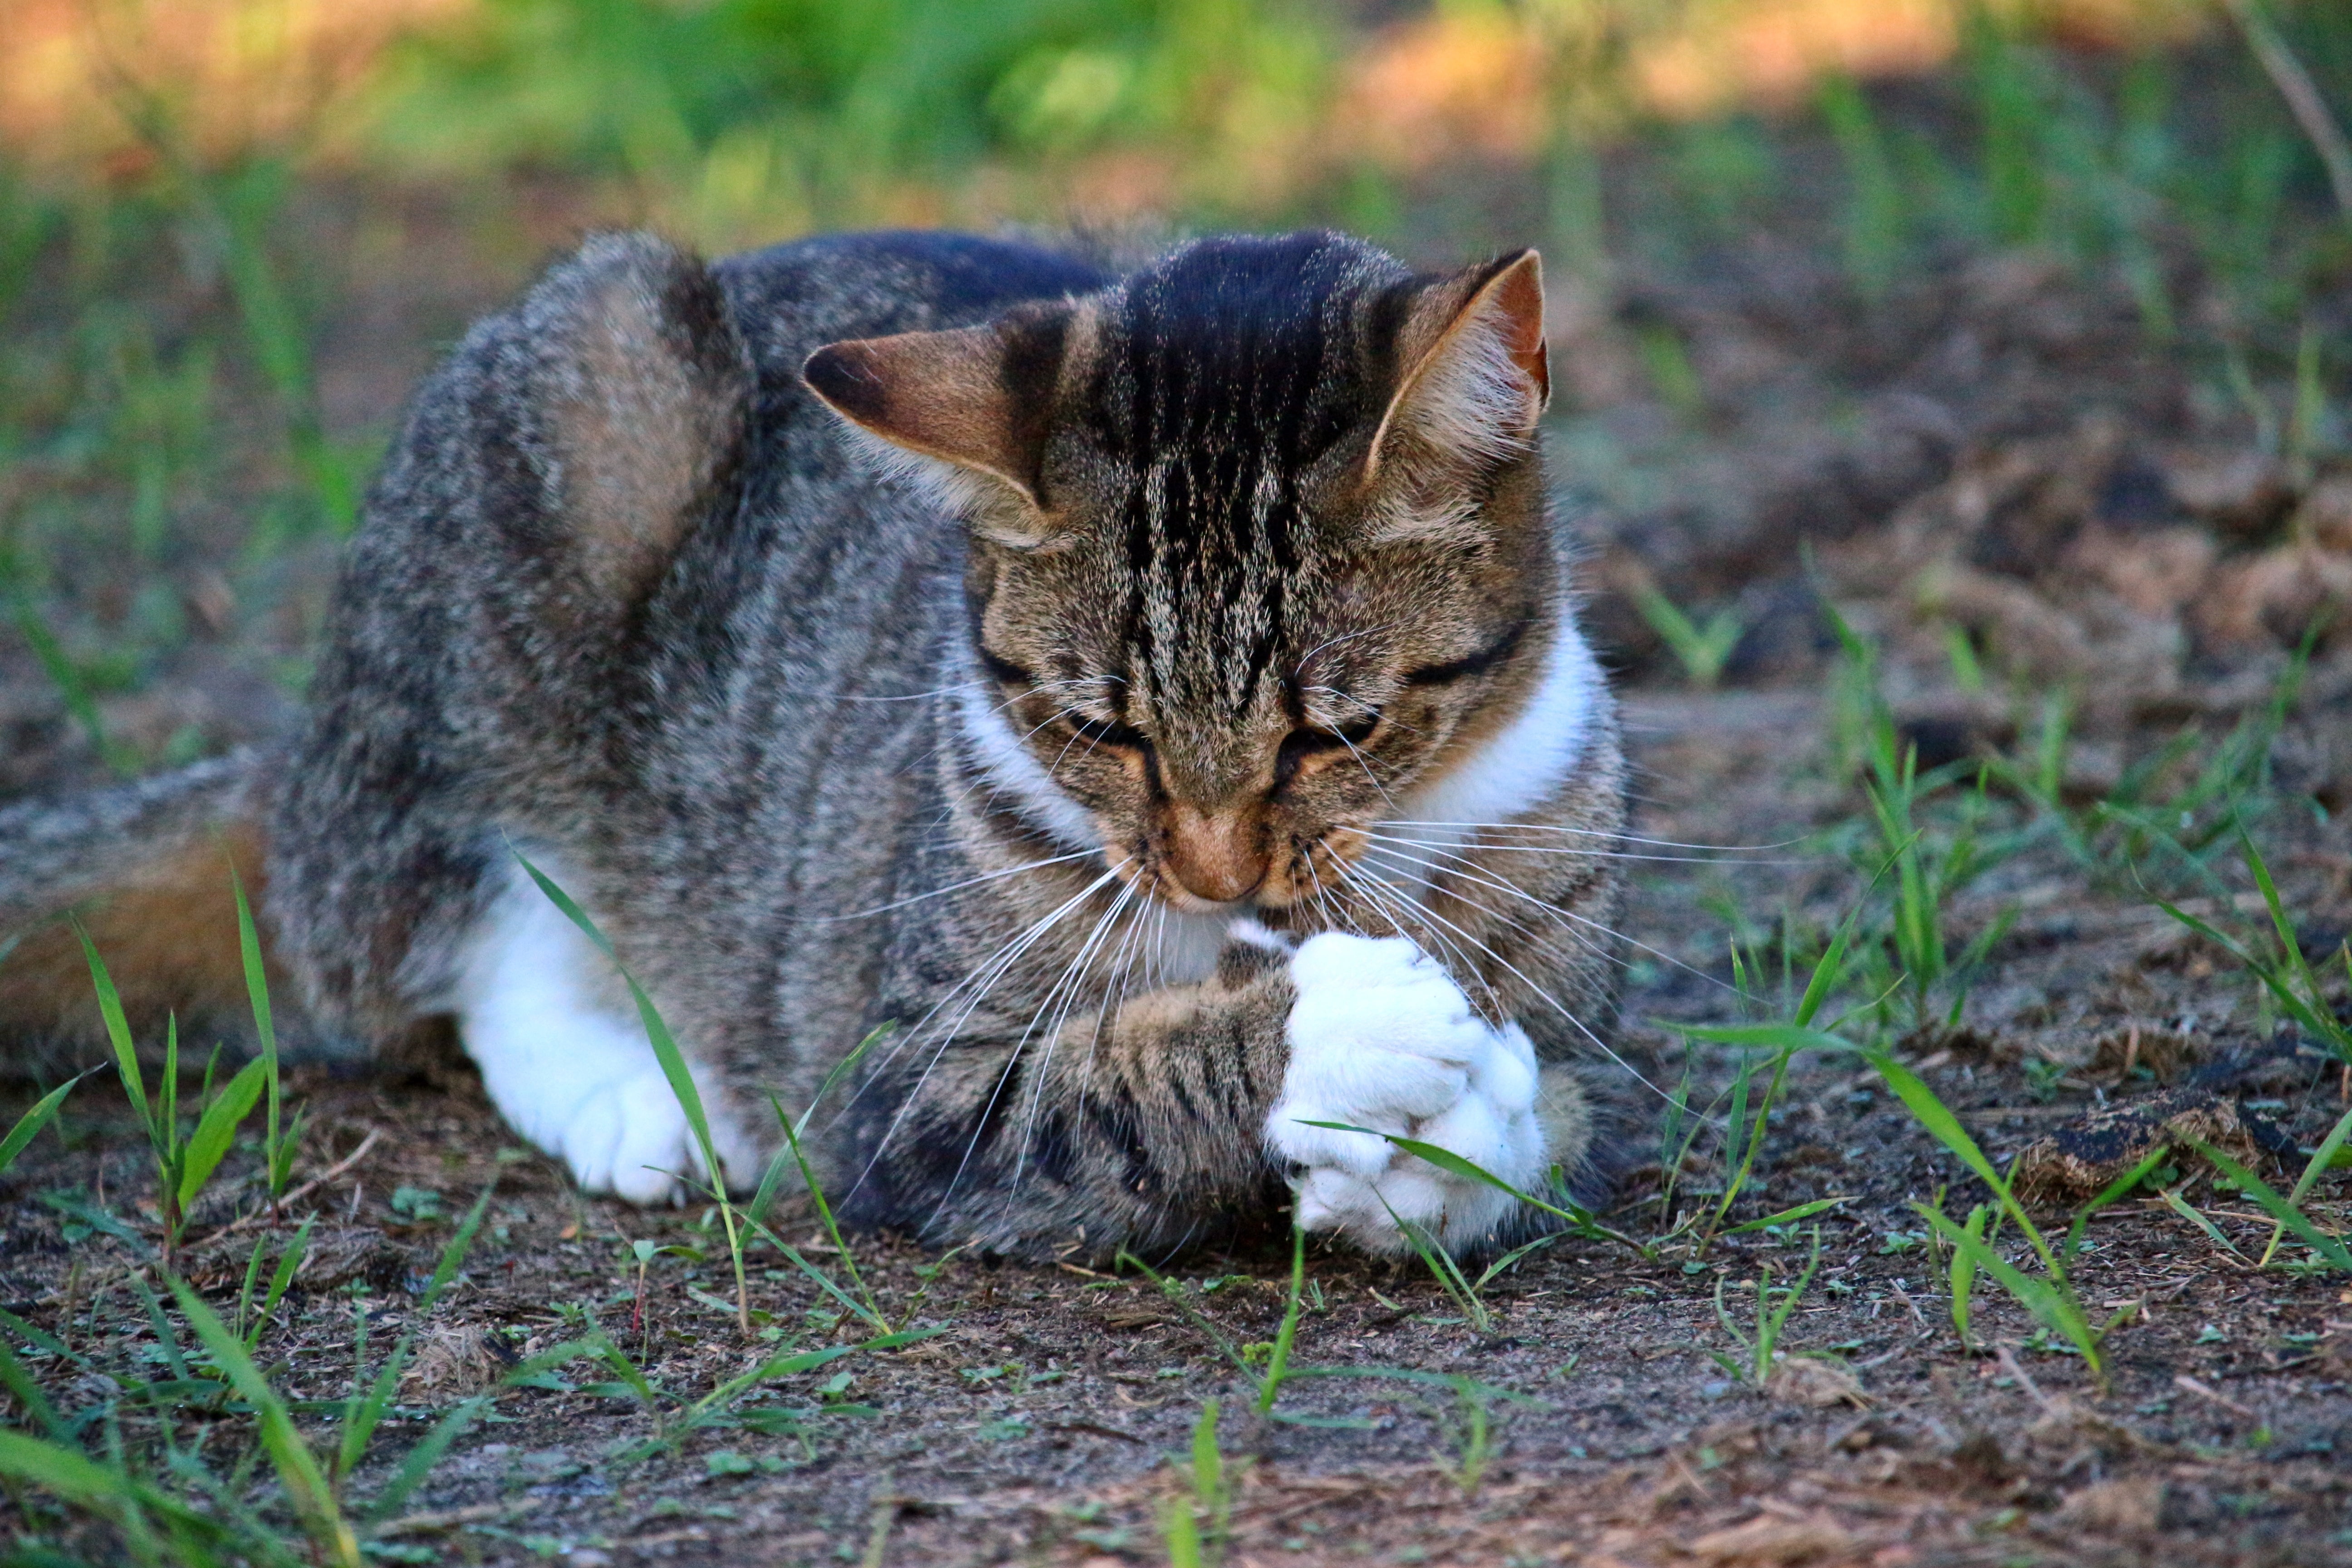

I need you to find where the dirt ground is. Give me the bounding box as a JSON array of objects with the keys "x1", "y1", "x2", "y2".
[
  {"x1": 5, "y1": 676, "x2": 2351, "y2": 1566},
  {"x1": 6, "y1": 169, "x2": 2352, "y2": 1566}
]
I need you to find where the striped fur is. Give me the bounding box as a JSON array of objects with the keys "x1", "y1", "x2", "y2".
[{"x1": 2, "y1": 228, "x2": 1628, "y2": 1259}]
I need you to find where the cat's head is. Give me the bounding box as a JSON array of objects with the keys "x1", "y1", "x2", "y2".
[{"x1": 804, "y1": 231, "x2": 1560, "y2": 916}]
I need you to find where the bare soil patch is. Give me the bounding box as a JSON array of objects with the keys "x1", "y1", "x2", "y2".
[{"x1": 5, "y1": 677, "x2": 2351, "y2": 1566}]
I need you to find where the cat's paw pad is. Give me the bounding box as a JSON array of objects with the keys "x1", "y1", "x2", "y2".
[{"x1": 1264, "y1": 932, "x2": 1544, "y2": 1253}]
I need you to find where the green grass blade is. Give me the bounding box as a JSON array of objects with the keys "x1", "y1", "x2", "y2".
[
  {"x1": 1294, "y1": 1121, "x2": 1650, "y2": 1254},
  {"x1": 742, "y1": 1144, "x2": 797, "y2": 1231},
  {"x1": 1116, "y1": 1249, "x2": 1255, "y2": 1387},
  {"x1": 1282, "y1": 1365, "x2": 1542, "y2": 1407},
  {"x1": 1161, "y1": 1492, "x2": 1204, "y2": 1568},
  {"x1": 1256, "y1": 1226, "x2": 1305, "y2": 1414},
  {"x1": 741, "y1": 1211, "x2": 887, "y2": 1331},
  {"x1": 176, "y1": 1055, "x2": 268, "y2": 1211},
  {"x1": 685, "y1": 1325, "x2": 944, "y2": 1426},
  {"x1": 514, "y1": 849, "x2": 731, "y2": 1202},
  {"x1": 2188, "y1": 1138, "x2": 2352, "y2": 1273},
  {"x1": 1471, "y1": 1230, "x2": 1560, "y2": 1290},
  {"x1": 1915, "y1": 1205, "x2": 2103, "y2": 1377},
  {"x1": 2150, "y1": 891, "x2": 2335, "y2": 1043},
  {"x1": 1720, "y1": 1055, "x2": 1753, "y2": 1208},
  {"x1": 769, "y1": 1095, "x2": 884, "y2": 1330},
  {"x1": 41, "y1": 1191, "x2": 155, "y2": 1259},
  {"x1": 2236, "y1": 823, "x2": 2310, "y2": 986},
  {"x1": 1710, "y1": 1045, "x2": 1795, "y2": 1240},
  {"x1": 693, "y1": 1343, "x2": 854, "y2": 1416},
  {"x1": 1950, "y1": 1204, "x2": 1986, "y2": 1348},
  {"x1": 0, "y1": 1072, "x2": 84, "y2": 1177},
  {"x1": 128, "y1": 1276, "x2": 191, "y2": 1385},
  {"x1": 159, "y1": 1014, "x2": 180, "y2": 1182},
  {"x1": 270, "y1": 1106, "x2": 309, "y2": 1197},
  {"x1": 1867, "y1": 1054, "x2": 2059, "y2": 1278},
  {"x1": 339, "y1": 1186, "x2": 494, "y2": 1478},
  {"x1": 514, "y1": 849, "x2": 617, "y2": 961},
  {"x1": 0, "y1": 1336, "x2": 71, "y2": 1441},
  {"x1": 1712, "y1": 1274, "x2": 1751, "y2": 1362},
  {"x1": 1758, "y1": 1230, "x2": 1823, "y2": 1357},
  {"x1": 248, "y1": 1218, "x2": 315, "y2": 1349},
  {"x1": 1718, "y1": 1196, "x2": 1852, "y2": 1236},
  {"x1": 0, "y1": 1306, "x2": 80, "y2": 1368},
  {"x1": 360, "y1": 1395, "x2": 490, "y2": 1525},
  {"x1": 11, "y1": 600, "x2": 122, "y2": 774},
  {"x1": 413, "y1": 1184, "x2": 494, "y2": 1318},
  {"x1": 2258, "y1": 1101, "x2": 2352, "y2": 1267},
  {"x1": 1793, "y1": 906, "x2": 1861, "y2": 1028},
  {"x1": 1378, "y1": 1196, "x2": 1487, "y2": 1332},
  {"x1": 2158, "y1": 1185, "x2": 2244, "y2": 1259},
  {"x1": 170, "y1": 1279, "x2": 359, "y2": 1567},
  {"x1": 0, "y1": 1427, "x2": 194, "y2": 1521},
  {"x1": 517, "y1": 851, "x2": 707, "y2": 1144},
  {"x1": 236, "y1": 1231, "x2": 269, "y2": 1338},
  {"x1": 1675, "y1": 1023, "x2": 1857, "y2": 1055},
  {"x1": 2064, "y1": 1145, "x2": 2170, "y2": 1262},
  {"x1": 796, "y1": 1023, "x2": 893, "y2": 1139},
  {"x1": 75, "y1": 923, "x2": 149, "y2": 1131},
  {"x1": 2290, "y1": 1103, "x2": 2352, "y2": 1208},
  {"x1": 230, "y1": 862, "x2": 288, "y2": 1199}
]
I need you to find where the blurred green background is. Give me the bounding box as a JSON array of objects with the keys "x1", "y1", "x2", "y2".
[{"x1": 1, "y1": 0, "x2": 2348, "y2": 782}]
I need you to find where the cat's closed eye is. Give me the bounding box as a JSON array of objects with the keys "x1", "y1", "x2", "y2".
[
  {"x1": 1401, "y1": 618, "x2": 1528, "y2": 686},
  {"x1": 1068, "y1": 712, "x2": 1150, "y2": 751},
  {"x1": 1273, "y1": 713, "x2": 1379, "y2": 789}
]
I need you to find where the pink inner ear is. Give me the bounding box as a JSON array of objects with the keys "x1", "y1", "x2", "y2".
[{"x1": 1486, "y1": 256, "x2": 1550, "y2": 406}]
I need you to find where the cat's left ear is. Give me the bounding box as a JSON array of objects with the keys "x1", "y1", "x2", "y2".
[
  {"x1": 802, "y1": 305, "x2": 1073, "y2": 548},
  {"x1": 1363, "y1": 249, "x2": 1549, "y2": 487}
]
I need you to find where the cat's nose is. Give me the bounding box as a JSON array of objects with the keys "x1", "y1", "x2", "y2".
[{"x1": 1161, "y1": 804, "x2": 1269, "y2": 904}]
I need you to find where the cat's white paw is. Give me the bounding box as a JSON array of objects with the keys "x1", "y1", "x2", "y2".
[
  {"x1": 451, "y1": 859, "x2": 757, "y2": 1204},
  {"x1": 1264, "y1": 932, "x2": 1544, "y2": 1253}
]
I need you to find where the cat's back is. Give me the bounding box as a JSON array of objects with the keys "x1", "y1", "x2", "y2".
[{"x1": 711, "y1": 230, "x2": 1111, "y2": 431}]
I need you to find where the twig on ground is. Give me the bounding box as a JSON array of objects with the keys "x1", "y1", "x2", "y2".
[
  {"x1": 1994, "y1": 1343, "x2": 2065, "y2": 1421},
  {"x1": 372, "y1": 1502, "x2": 520, "y2": 1538},
  {"x1": 206, "y1": 1127, "x2": 382, "y2": 1240},
  {"x1": 2173, "y1": 1373, "x2": 2257, "y2": 1420}
]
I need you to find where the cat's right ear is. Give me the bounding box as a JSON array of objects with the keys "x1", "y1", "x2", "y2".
[{"x1": 802, "y1": 306, "x2": 1074, "y2": 549}]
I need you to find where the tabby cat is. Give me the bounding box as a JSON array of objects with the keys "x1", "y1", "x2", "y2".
[{"x1": 0, "y1": 228, "x2": 1627, "y2": 1258}]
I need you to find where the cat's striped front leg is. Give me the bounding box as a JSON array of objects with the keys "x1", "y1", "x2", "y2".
[{"x1": 1262, "y1": 932, "x2": 1546, "y2": 1254}]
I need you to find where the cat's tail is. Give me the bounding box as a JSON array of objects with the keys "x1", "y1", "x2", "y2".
[{"x1": 0, "y1": 750, "x2": 275, "y2": 1075}]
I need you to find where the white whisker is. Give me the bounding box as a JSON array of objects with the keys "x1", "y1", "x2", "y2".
[
  {"x1": 836, "y1": 865, "x2": 1123, "y2": 1195},
  {"x1": 806, "y1": 848, "x2": 1101, "y2": 921},
  {"x1": 1004, "y1": 878, "x2": 1140, "y2": 1194},
  {"x1": 1362, "y1": 830, "x2": 1798, "y2": 868},
  {"x1": 1333, "y1": 858, "x2": 1673, "y2": 1103},
  {"x1": 1362, "y1": 836, "x2": 1739, "y2": 999},
  {"x1": 1373, "y1": 819, "x2": 1796, "y2": 853}
]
